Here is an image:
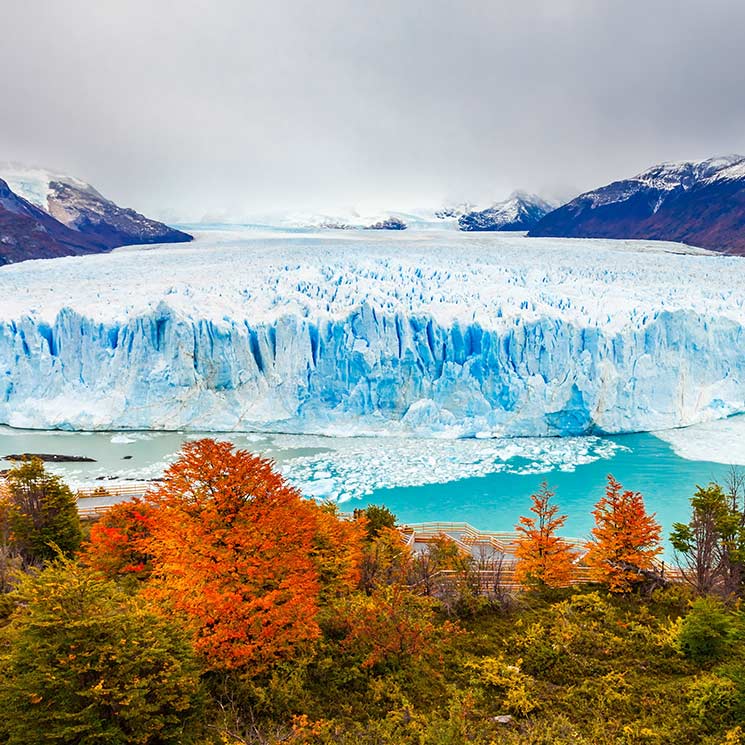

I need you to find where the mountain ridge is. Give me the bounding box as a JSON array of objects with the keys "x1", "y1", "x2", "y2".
[
  {"x1": 458, "y1": 191, "x2": 555, "y2": 232},
  {"x1": 529, "y1": 155, "x2": 745, "y2": 254},
  {"x1": 0, "y1": 165, "x2": 192, "y2": 264}
]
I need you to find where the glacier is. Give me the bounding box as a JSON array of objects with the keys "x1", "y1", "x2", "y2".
[{"x1": 0, "y1": 228, "x2": 744, "y2": 437}]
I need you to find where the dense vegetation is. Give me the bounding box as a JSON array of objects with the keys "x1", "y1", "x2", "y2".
[{"x1": 1, "y1": 440, "x2": 745, "y2": 743}]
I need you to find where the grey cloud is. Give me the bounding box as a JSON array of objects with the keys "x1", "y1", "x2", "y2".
[{"x1": 2, "y1": 0, "x2": 744, "y2": 219}]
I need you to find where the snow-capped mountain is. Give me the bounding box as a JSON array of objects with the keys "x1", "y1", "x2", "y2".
[
  {"x1": 458, "y1": 192, "x2": 555, "y2": 232},
  {"x1": 0, "y1": 164, "x2": 192, "y2": 263},
  {"x1": 529, "y1": 155, "x2": 745, "y2": 254}
]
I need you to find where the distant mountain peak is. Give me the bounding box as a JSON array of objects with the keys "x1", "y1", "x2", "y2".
[
  {"x1": 458, "y1": 191, "x2": 556, "y2": 232},
  {"x1": 0, "y1": 163, "x2": 99, "y2": 211}
]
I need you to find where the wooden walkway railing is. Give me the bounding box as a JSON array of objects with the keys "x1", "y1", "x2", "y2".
[
  {"x1": 401, "y1": 521, "x2": 588, "y2": 556},
  {"x1": 76, "y1": 483, "x2": 153, "y2": 500},
  {"x1": 402, "y1": 522, "x2": 685, "y2": 586},
  {"x1": 75, "y1": 483, "x2": 153, "y2": 519}
]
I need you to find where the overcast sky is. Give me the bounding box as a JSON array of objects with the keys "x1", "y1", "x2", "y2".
[{"x1": 2, "y1": 0, "x2": 745, "y2": 220}]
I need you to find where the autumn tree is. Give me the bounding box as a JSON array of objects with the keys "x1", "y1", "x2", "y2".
[
  {"x1": 339, "y1": 584, "x2": 459, "y2": 672},
  {"x1": 310, "y1": 502, "x2": 366, "y2": 604},
  {"x1": 83, "y1": 497, "x2": 156, "y2": 583},
  {"x1": 359, "y1": 524, "x2": 413, "y2": 593},
  {"x1": 0, "y1": 558, "x2": 201, "y2": 745},
  {"x1": 144, "y1": 439, "x2": 322, "y2": 673},
  {"x1": 585, "y1": 475, "x2": 662, "y2": 593},
  {"x1": 514, "y1": 481, "x2": 577, "y2": 589},
  {"x1": 5, "y1": 458, "x2": 81, "y2": 566}
]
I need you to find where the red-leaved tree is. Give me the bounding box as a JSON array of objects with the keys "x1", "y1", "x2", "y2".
[
  {"x1": 514, "y1": 481, "x2": 576, "y2": 588},
  {"x1": 144, "y1": 439, "x2": 322, "y2": 673},
  {"x1": 84, "y1": 497, "x2": 155, "y2": 580},
  {"x1": 585, "y1": 475, "x2": 662, "y2": 593}
]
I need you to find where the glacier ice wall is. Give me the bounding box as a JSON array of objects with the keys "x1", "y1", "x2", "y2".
[{"x1": 0, "y1": 231, "x2": 744, "y2": 436}]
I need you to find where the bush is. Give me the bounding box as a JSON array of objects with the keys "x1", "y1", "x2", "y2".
[
  {"x1": 466, "y1": 655, "x2": 540, "y2": 717},
  {"x1": 686, "y1": 674, "x2": 739, "y2": 730},
  {"x1": 513, "y1": 621, "x2": 564, "y2": 677},
  {"x1": 677, "y1": 597, "x2": 734, "y2": 664},
  {"x1": 0, "y1": 558, "x2": 201, "y2": 744}
]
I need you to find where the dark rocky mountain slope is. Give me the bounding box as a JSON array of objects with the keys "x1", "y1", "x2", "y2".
[
  {"x1": 530, "y1": 156, "x2": 745, "y2": 254},
  {"x1": 0, "y1": 179, "x2": 104, "y2": 264},
  {"x1": 0, "y1": 165, "x2": 192, "y2": 263}
]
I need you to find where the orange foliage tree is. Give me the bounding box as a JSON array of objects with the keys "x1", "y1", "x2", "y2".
[
  {"x1": 311, "y1": 502, "x2": 366, "y2": 603},
  {"x1": 143, "y1": 439, "x2": 324, "y2": 673},
  {"x1": 84, "y1": 497, "x2": 155, "y2": 580},
  {"x1": 514, "y1": 481, "x2": 576, "y2": 588},
  {"x1": 340, "y1": 584, "x2": 458, "y2": 671},
  {"x1": 585, "y1": 475, "x2": 662, "y2": 592}
]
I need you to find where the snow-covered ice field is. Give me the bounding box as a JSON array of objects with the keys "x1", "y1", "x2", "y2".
[{"x1": 0, "y1": 228, "x2": 743, "y2": 437}]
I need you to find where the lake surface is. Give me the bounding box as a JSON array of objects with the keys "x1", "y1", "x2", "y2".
[{"x1": 3, "y1": 416, "x2": 744, "y2": 550}]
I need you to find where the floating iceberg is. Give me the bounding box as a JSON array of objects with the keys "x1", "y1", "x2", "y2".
[{"x1": 0, "y1": 229, "x2": 743, "y2": 437}]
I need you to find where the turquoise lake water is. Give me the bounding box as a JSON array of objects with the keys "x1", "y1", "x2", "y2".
[
  {"x1": 359, "y1": 433, "x2": 733, "y2": 544},
  {"x1": 1, "y1": 423, "x2": 742, "y2": 553}
]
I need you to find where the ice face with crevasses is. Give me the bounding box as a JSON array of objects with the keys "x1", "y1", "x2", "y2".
[{"x1": 0, "y1": 228, "x2": 742, "y2": 437}]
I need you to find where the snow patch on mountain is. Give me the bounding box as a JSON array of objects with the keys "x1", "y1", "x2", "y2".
[
  {"x1": 458, "y1": 192, "x2": 556, "y2": 232},
  {"x1": 586, "y1": 155, "x2": 745, "y2": 209},
  {"x1": 0, "y1": 163, "x2": 192, "y2": 253},
  {"x1": 0, "y1": 163, "x2": 95, "y2": 212}
]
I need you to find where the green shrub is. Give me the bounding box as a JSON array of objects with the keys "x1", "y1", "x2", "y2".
[
  {"x1": 514, "y1": 621, "x2": 564, "y2": 677},
  {"x1": 0, "y1": 558, "x2": 201, "y2": 744},
  {"x1": 686, "y1": 674, "x2": 739, "y2": 730},
  {"x1": 466, "y1": 655, "x2": 540, "y2": 717},
  {"x1": 677, "y1": 597, "x2": 734, "y2": 664}
]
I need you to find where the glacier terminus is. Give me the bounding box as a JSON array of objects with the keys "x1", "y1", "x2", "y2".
[{"x1": 0, "y1": 228, "x2": 743, "y2": 438}]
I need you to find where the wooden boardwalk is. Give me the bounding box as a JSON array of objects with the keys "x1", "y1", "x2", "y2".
[
  {"x1": 75, "y1": 482, "x2": 153, "y2": 519},
  {"x1": 401, "y1": 520, "x2": 684, "y2": 586},
  {"x1": 400, "y1": 520, "x2": 588, "y2": 557},
  {"x1": 0, "y1": 476, "x2": 152, "y2": 516}
]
